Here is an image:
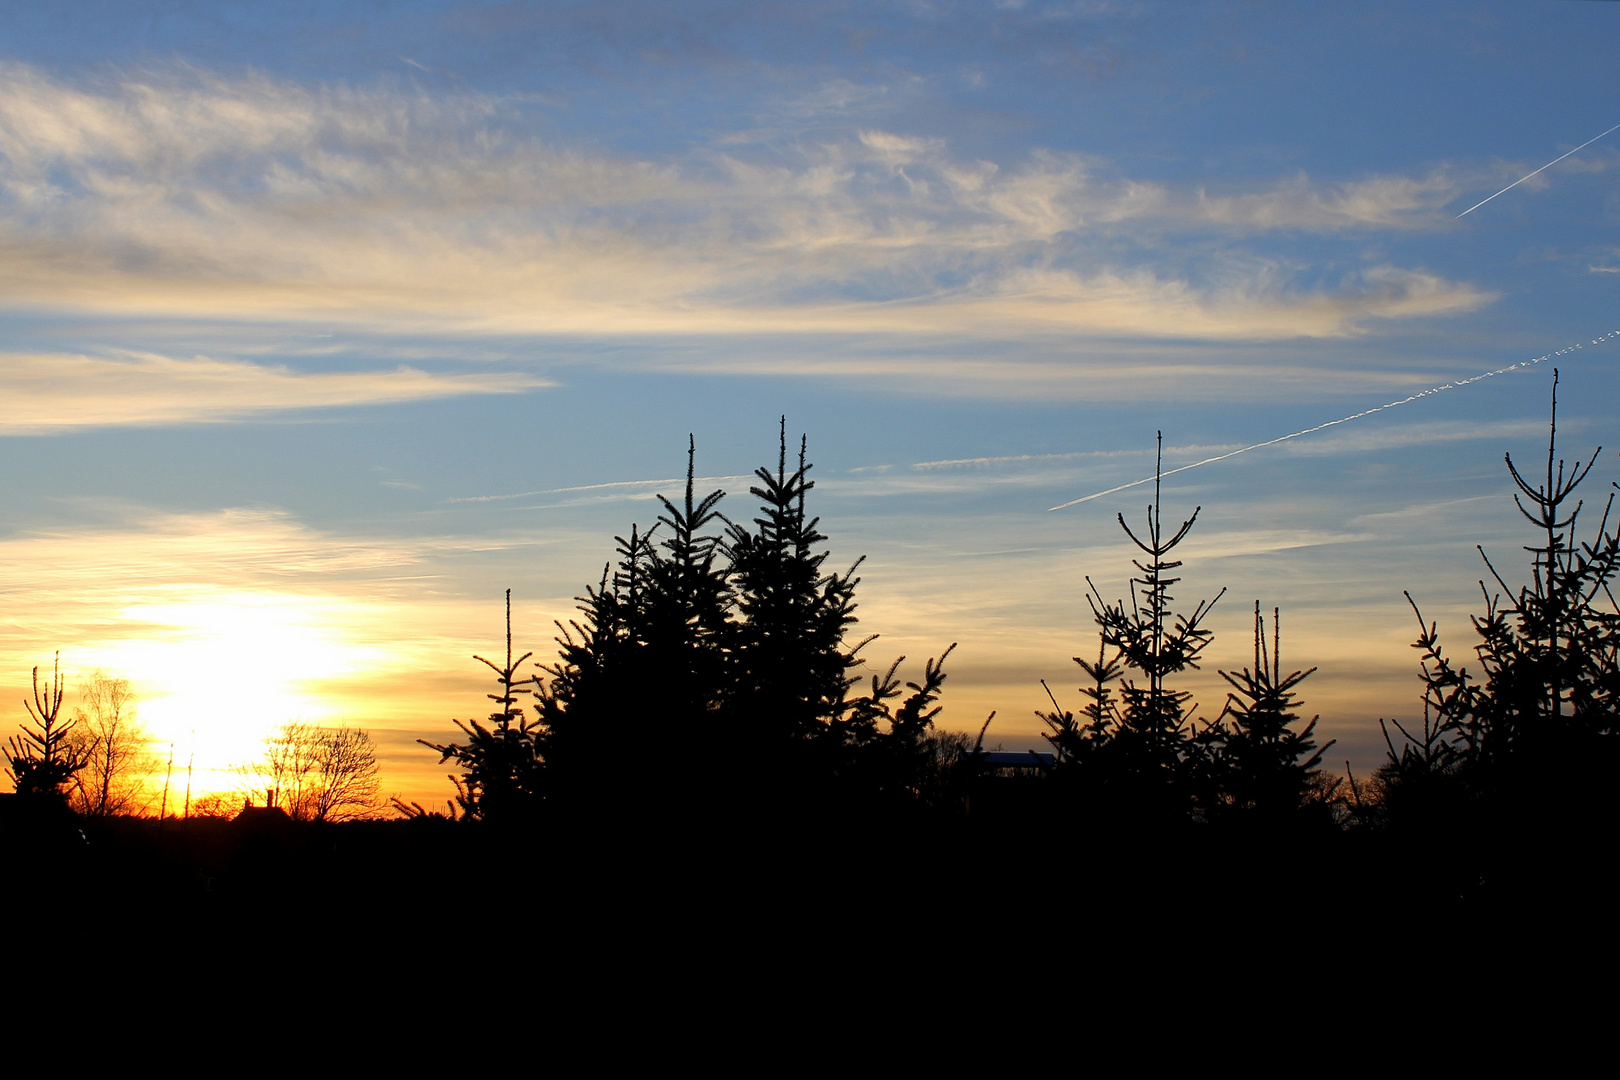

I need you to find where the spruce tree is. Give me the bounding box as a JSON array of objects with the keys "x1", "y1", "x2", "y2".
[
  {"x1": 5, "y1": 655, "x2": 89, "y2": 803},
  {"x1": 1039, "y1": 647, "x2": 1123, "y2": 777},
  {"x1": 1212, "y1": 602, "x2": 1333, "y2": 820},
  {"x1": 419, "y1": 590, "x2": 545, "y2": 823},
  {"x1": 536, "y1": 441, "x2": 733, "y2": 811},
  {"x1": 724, "y1": 419, "x2": 865, "y2": 753},
  {"x1": 534, "y1": 525, "x2": 649, "y2": 805},
  {"x1": 1043, "y1": 434, "x2": 1223, "y2": 823},
  {"x1": 1092, "y1": 436, "x2": 1222, "y2": 807},
  {"x1": 643, "y1": 436, "x2": 732, "y2": 738},
  {"x1": 524, "y1": 425, "x2": 956, "y2": 820},
  {"x1": 1385, "y1": 371, "x2": 1620, "y2": 816},
  {"x1": 839, "y1": 644, "x2": 957, "y2": 803}
]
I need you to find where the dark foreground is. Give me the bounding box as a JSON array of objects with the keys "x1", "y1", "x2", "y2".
[{"x1": 7, "y1": 790, "x2": 1618, "y2": 979}]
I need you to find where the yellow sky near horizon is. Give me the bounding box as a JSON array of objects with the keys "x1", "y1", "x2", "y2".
[{"x1": 0, "y1": 484, "x2": 1470, "y2": 811}]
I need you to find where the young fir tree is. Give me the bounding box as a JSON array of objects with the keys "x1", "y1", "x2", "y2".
[
  {"x1": 1374, "y1": 602, "x2": 1472, "y2": 827},
  {"x1": 1039, "y1": 647, "x2": 1124, "y2": 777},
  {"x1": 528, "y1": 426, "x2": 955, "y2": 815},
  {"x1": 420, "y1": 590, "x2": 545, "y2": 823},
  {"x1": 838, "y1": 643, "x2": 958, "y2": 803},
  {"x1": 643, "y1": 437, "x2": 733, "y2": 738},
  {"x1": 537, "y1": 442, "x2": 733, "y2": 810},
  {"x1": 724, "y1": 420, "x2": 866, "y2": 755},
  {"x1": 1212, "y1": 602, "x2": 1333, "y2": 820},
  {"x1": 537, "y1": 524, "x2": 651, "y2": 786},
  {"x1": 1095, "y1": 437, "x2": 1223, "y2": 793},
  {"x1": 1384, "y1": 371, "x2": 1620, "y2": 816},
  {"x1": 5, "y1": 655, "x2": 89, "y2": 803},
  {"x1": 1043, "y1": 435, "x2": 1223, "y2": 821}
]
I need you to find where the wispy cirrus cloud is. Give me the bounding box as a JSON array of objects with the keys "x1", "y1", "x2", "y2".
[
  {"x1": 448, "y1": 474, "x2": 756, "y2": 510},
  {"x1": 0, "y1": 351, "x2": 543, "y2": 432},
  {"x1": 0, "y1": 63, "x2": 1492, "y2": 344},
  {"x1": 1192, "y1": 170, "x2": 1461, "y2": 229}
]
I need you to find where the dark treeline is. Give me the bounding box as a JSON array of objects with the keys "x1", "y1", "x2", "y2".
[{"x1": 6, "y1": 384, "x2": 1620, "y2": 955}]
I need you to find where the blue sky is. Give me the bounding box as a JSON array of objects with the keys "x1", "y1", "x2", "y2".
[{"x1": 1, "y1": 1, "x2": 1617, "y2": 801}]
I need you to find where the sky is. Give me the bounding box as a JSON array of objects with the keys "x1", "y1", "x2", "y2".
[{"x1": 1, "y1": 0, "x2": 1617, "y2": 807}]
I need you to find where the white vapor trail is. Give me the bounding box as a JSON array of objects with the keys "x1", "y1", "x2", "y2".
[
  {"x1": 1048, "y1": 330, "x2": 1620, "y2": 511},
  {"x1": 1456, "y1": 121, "x2": 1620, "y2": 218}
]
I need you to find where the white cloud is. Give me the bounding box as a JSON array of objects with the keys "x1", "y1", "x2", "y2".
[
  {"x1": 0, "y1": 351, "x2": 542, "y2": 432},
  {"x1": 1194, "y1": 170, "x2": 1459, "y2": 229},
  {"x1": 0, "y1": 63, "x2": 1491, "y2": 345}
]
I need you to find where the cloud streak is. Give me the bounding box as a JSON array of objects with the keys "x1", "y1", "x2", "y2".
[
  {"x1": 0, "y1": 63, "x2": 1491, "y2": 344},
  {"x1": 0, "y1": 351, "x2": 543, "y2": 432},
  {"x1": 449, "y1": 474, "x2": 756, "y2": 507}
]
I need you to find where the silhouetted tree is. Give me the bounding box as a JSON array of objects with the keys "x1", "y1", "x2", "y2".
[
  {"x1": 421, "y1": 590, "x2": 544, "y2": 823},
  {"x1": 1373, "y1": 604, "x2": 1472, "y2": 827},
  {"x1": 537, "y1": 522, "x2": 659, "y2": 807},
  {"x1": 6, "y1": 655, "x2": 89, "y2": 803},
  {"x1": 1385, "y1": 371, "x2": 1620, "y2": 817},
  {"x1": 186, "y1": 791, "x2": 240, "y2": 818},
  {"x1": 644, "y1": 436, "x2": 733, "y2": 735},
  {"x1": 539, "y1": 439, "x2": 732, "y2": 793},
  {"x1": 535, "y1": 425, "x2": 957, "y2": 815},
  {"x1": 242, "y1": 721, "x2": 382, "y2": 822},
  {"x1": 1211, "y1": 602, "x2": 1334, "y2": 820},
  {"x1": 1039, "y1": 646, "x2": 1123, "y2": 780},
  {"x1": 307, "y1": 727, "x2": 383, "y2": 821},
  {"x1": 838, "y1": 644, "x2": 958, "y2": 802},
  {"x1": 1095, "y1": 437, "x2": 1224, "y2": 778},
  {"x1": 724, "y1": 419, "x2": 866, "y2": 756},
  {"x1": 1043, "y1": 435, "x2": 1223, "y2": 823},
  {"x1": 69, "y1": 672, "x2": 157, "y2": 817},
  {"x1": 540, "y1": 544, "x2": 625, "y2": 721}
]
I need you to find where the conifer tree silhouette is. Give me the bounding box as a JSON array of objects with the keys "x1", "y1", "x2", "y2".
[
  {"x1": 537, "y1": 441, "x2": 732, "y2": 808},
  {"x1": 5, "y1": 655, "x2": 89, "y2": 802},
  {"x1": 1213, "y1": 602, "x2": 1333, "y2": 819},
  {"x1": 1385, "y1": 370, "x2": 1620, "y2": 816},
  {"x1": 420, "y1": 590, "x2": 544, "y2": 823},
  {"x1": 644, "y1": 436, "x2": 732, "y2": 736},
  {"x1": 725, "y1": 419, "x2": 866, "y2": 752},
  {"x1": 715, "y1": 420, "x2": 958, "y2": 807},
  {"x1": 1374, "y1": 605, "x2": 1471, "y2": 825},
  {"x1": 1093, "y1": 436, "x2": 1222, "y2": 784},
  {"x1": 839, "y1": 643, "x2": 958, "y2": 802},
  {"x1": 1043, "y1": 434, "x2": 1223, "y2": 821},
  {"x1": 517, "y1": 425, "x2": 955, "y2": 819},
  {"x1": 1039, "y1": 647, "x2": 1123, "y2": 776},
  {"x1": 539, "y1": 523, "x2": 653, "y2": 783}
]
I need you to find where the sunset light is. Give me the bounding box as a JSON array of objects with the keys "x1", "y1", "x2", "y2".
[
  {"x1": 96, "y1": 594, "x2": 377, "y2": 779},
  {"x1": 2, "y1": 4, "x2": 1618, "y2": 932}
]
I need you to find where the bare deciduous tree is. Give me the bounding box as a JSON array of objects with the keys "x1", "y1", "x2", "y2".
[
  {"x1": 308, "y1": 726, "x2": 382, "y2": 822},
  {"x1": 70, "y1": 672, "x2": 158, "y2": 817},
  {"x1": 244, "y1": 722, "x2": 382, "y2": 822},
  {"x1": 187, "y1": 791, "x2": 241, "y2": 818}
]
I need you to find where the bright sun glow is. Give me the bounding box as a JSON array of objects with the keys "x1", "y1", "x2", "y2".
[{"x1": 89, "y1": 591, "x2": 387, "y2": 796}]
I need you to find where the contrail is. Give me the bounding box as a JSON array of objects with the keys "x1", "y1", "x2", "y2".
[
  {"x1": 1456, "y1": 121, "x2": 1620, "y2": 218},
  {"x1": 1049, "y1": 330, "x2": 1620, "y2": 511}
]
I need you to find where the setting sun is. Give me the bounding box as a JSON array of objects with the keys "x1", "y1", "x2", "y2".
[{"x1": 88, "y1": 593, "x2": 375, "y2": 790}]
